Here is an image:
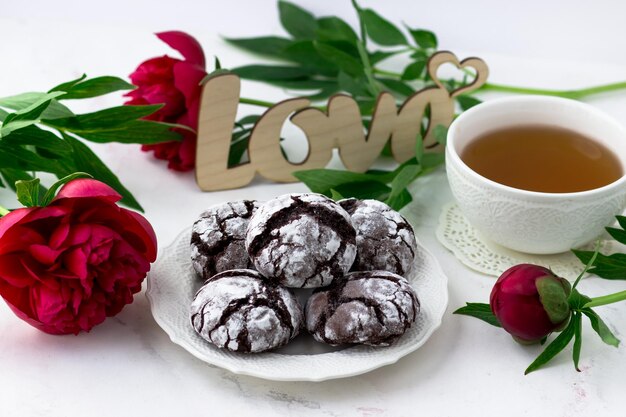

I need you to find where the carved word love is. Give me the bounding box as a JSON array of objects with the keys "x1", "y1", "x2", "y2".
[{"x1": 195, "y1": 51, "x2": 488, "y2": 191}]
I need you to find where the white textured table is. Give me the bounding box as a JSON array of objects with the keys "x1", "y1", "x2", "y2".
[{"x1": 1, "y1": 2, "x2": 626, "y2": 416}]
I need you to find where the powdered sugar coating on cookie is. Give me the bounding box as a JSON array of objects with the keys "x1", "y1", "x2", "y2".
[
  {"x1": 191, "y1": 200, "x2": 261, "y2": 280},
  {"x1": 246, "y1": 193, "x2": 357, "y2": 288},
  {"x1": 339, "y1": 198, "x2": 418, "y2": 277},
  {"x1": 305, "y1": 270, "x2": 419, "y2": 346},
  {"x1": 190, "y1": 269, "x2": 303, "y2": 353}
]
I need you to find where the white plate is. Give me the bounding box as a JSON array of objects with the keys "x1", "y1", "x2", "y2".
[{"x1": 146, "y1": 228, "x2": 449, "y2": 381}]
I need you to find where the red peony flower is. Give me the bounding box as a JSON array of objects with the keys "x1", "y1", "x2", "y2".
[
  {"x1": 0, "y1": 179, "x2": 157, "y2": 335},
  {"x1": 490, "y1": 264, "x2": 571, "y2": 344},
  {"x1": 126, "y1": 31, "x2": 207, "y2": 171}
]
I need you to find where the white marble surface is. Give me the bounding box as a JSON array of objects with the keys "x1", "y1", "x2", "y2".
[{"x1": 1, "y1": 1, "x2": 626, "y2": 416}]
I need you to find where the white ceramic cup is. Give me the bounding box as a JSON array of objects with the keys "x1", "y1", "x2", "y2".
[{"x1": 446, "y1": 96, "x2": 626, "y2": 254}]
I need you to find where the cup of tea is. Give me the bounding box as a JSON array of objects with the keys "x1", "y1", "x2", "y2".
[{"x1": 446, "y1": 96, "x2": 626, "y2": 254}]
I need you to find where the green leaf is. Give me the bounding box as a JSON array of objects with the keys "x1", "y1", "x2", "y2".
[
  {"x1": 329, "y1": 188, "x2": 345, "y2": 200},
  {"x1": 15, "y1": 177, "x2": 41, "y2": 207},
  {"x1": 230, "y1": 65, "x2": 315, "y2": 81},
  {"x1": 369, "y1": 50, "x2": 403, "y2": 64},
  {"x1": 615, "y1": 215, "x2": 626, "y2": 231},
  {"x1": 415, "y1": 134, "x2": 424, "y2": 164},
  {"x1": 54, "y1": 76, "x2": 135, "y2": 100},
  {"x1": 357, "y1": 98, "x2": 377, "y2": 115},
  {"x1": 408, "y1": 28, "x2": 438, "y2": 49},
  {"x1": 278, "y1": 0, "x2": 318, "y2": 39},
  {"x1": 581, "y1": 308, "x2": 620, "y2": 347},
  {"x1": 236, "y1": 115, "x2": 261, "y2": 126},
  {"x1": 258, "y1": 78, "x2": 337, "y2": 91},
  {"x1": 0, "y1": 92, "x2": 73, "y2": 120},
  {"x1": 457, "y1": 95, "x2": 482, "y2": 111},
  {"x1": 525, "y1": 318, "x2": 577, "y2": 375},
  {"x1": 333, "y1": 180, "x2": 391, "y2": 200},
  {"x1": 360, "y1": 9, "x2": 407, "y2": 46},
  {"x1": 0, "y1": 169, "x2": 48, "y2": 195},
  {"x1": 45, "y1": 110, "x2": 181, "y2": 145},
  {"x1": 385, "y1": 187, "x2": 413, "y2": 210},
  {"x1": 606, "y1": 226, "x2": 626, "y2": 245},
  {"x1": 228, "y1": 129, "x2": 250, "y2": 167},
  {"x1": 61, "y1": 133, "x2": 142, "y2": 211},
  {"x1": 377, "y1": 77, "x2": 415, "y2": 97},
  {"x1": 314, "y1": 40, "x2": 364, "y2": 77},
  {"x1": 337, "y1": 72, "x2": 372, "y2": 98},
  {"x1": 281, "y1": 41, "x2": 339, "y2": 75},
  {"x1": 421, "y1": 152, "x2": 445, "y2": 169},
  {"x1": 433, "y1": 125, "x2": 448, "y2": 146},
  {"x1": 0, "y1": 120, "x2": 40, "y2": 137},
  {"x1": 453, "y1": 303, "x2": 501, "y2": 327},
  {"x1": 572, "y1": 312, "x2": 582, "y2": 371},
  {"x1": 2, "y1": 126, "x2": 72, "y2": 158},
  {"x1": 1, "y1": 91, "x2": 65, "y2": 135},
  {"x1": 48, "y1": 74, "x2": 88, "y2": 93},
  {"x1": 44, "y1": 105, "x2": 162, "y2": 130},
  {"x1": 0, "y1": 142, "x2": 68, "y2": 174},
  {"x1": 0, "y1": 91, "x2": 63, "y2": 112},
  {"x1": 401, "y1": 59, "x2": 427, "y2": 81},
  {"x1": 293, "y1": 168, "x2": 385, "y2": 194},
  {"x1": 75, "y1": 120, "x2": 181, "y2": 144},
  {"x1": 332, "y1": 180, "x2": 391, "y2": 201},
  {"x1": 40, "y1": 172, "x2": 93, "y2": 206},
  {"x1": 389, "y1": 164, "x2": 421, "y2": 198},
  {"x1": 224, "y1": 36, "x2": 293, "y2": 57},
  {"x1": 302, "y1": 86, "x2": 340, "y2": 102},
  {"x1": 572, "y1": 250, "x2": 626, "y2": 280},
  {"x1": 568, "y1": 288, "x2": 592, "y2": 310},
  {"x1": 316, "y1": 16, "x2": 358, "y2": 43}
]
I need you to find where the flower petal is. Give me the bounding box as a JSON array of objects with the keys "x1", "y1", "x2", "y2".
[
  {"x1": 64, "y1": 247, "x2": 88, "y2": 280},
  {"x1": 0, "y1": 208, "x2": 32, "y2": 239},
  {"x1": 172, "y1": 61, "x2": 206, "y2": 127},
  {"x1": 54, "y1": 179, "x2": 121, "y2": 203},
  {"x1": 129, "y1": 55, "x2": 177, "y2": 86},
  {"x1": 156, "y1": 31, "x2": 206, "y2": 68},
  {"x1": 29, "y1": 244, "x2": 63, "y2": 265},
  {"x1": 0, "y1": 254, "x2": 37, "y2": 287},
  {"x1": 121, "y1": 210, "x2": 158, "y2": 261}
]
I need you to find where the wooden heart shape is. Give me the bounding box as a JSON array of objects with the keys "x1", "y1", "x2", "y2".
[{"x1": 427, "y1": 51, "x2": 489, "y2": 98}]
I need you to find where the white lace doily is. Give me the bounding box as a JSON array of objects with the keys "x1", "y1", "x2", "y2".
[{"x1": 436, "y1": 202, "x2": 615, "y2": 279}]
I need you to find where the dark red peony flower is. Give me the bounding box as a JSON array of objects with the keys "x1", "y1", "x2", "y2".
[
  {"x1": 490, "y1": 264, "x2": 571, "y2": 344},
  {"x1": 0, "y1": 179, "x2": 157, "y2": 335},
  {"x1": 126, "y1": 31, "x2": 207, "y2": 171}
]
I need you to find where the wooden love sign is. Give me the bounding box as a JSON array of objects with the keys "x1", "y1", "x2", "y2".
[{"x1": 195, "y1": 51, "x2": 488, "y2": 191}]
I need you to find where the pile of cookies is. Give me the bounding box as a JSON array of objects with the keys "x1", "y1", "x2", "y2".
[{"x1": 189, "y1": 193, "x2": 420, "y2": 353}]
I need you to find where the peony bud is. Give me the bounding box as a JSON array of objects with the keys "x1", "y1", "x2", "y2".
[{"x1": 490, "y1": 264, "x2": 571, "y2": 344}]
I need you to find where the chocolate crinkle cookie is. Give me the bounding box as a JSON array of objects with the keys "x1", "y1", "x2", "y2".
[
  {"x1": 191, "y1": 200, "x2": 261, "y2": 280},
  {"x1": 190, "y1": 269, "x2": 303, "y2": 353},
  {"x1": 339, "y1": 198, "x2": 418, "y2": 277},
  {"x1": 305, "y1": 271, "x2": 419, "y2": 346},
  {"x1": 246, "y1": 193, "x2": 357, "y2": 288}
]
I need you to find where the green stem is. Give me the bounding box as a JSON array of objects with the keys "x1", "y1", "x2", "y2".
[
  {"x1": 371, "y1": 65, "x2": 626, "y2": 100},
  {"x1": 357, "y1": 43, "x2": 380, "y2": 96},
  {"x1": 0, "y1": 206, "x2": 9, "y2": 216},
  {"x1": 572, "y1": 241, "x2": 600, "y2": 289},
  {"x1": 480, "y1": 81, "x2": 626, "y2": 100},
  {"x1": 351, "y1": 0, "x2": 367, "y2": 48},
  {"x1": 584, "y1": 290, "x2": 626, "y2": 309},
  {"x1": 239, "y1": 97, "x2": 274, "y2": 108},
  {"x1": 374, "y1": 68, "x2": 402, "y2": 78}
]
